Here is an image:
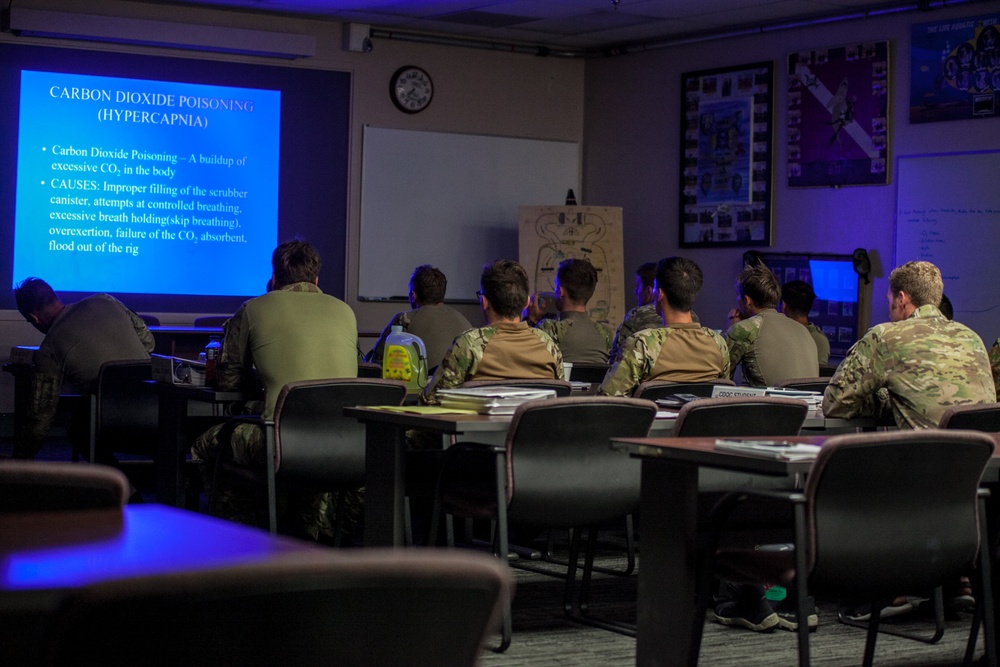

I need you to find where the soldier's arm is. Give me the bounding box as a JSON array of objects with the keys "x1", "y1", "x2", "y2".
[
  {"x1": 598, "y1": 334, "x2": 651, "y2": 397},
  {"x1": 15, "y1": 350, "x2": 63, "y2": 459},
  {"x1": 989, "y1": 338, "x2": 1000, "y2": 399},
  {"x1": 420, "y1": 334, "x2": 477, "y2": 405},
  {"x1": 216, "y1": 304, "x2": 250, "y2": 391},
  {"x1": 822, "y1": 333, "x2": 884, "y2": 418},
  {"x1": 724, "y1": 324, "x2": 751, "y2": 381}
]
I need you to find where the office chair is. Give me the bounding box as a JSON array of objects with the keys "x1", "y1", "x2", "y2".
[
  {"x1": 633, "y1": 378, "x2": 735, "y2": 400},
  {"x1": 45, "y1": 549, "x2": 513, "y2": 667},
  {"x1": 429, "y1": 396, "x2": 657, "y2": 651},
  {"x1": 0, "y1": 460, "x2": 129, "y2": 512},
  {"x1": 214, "y1": 378, "x2": 407, "y2": 539},
  {"x1": 774, "y1": 377, "x2": 832, "y2": 393},
  {"x1": 695, "y1": 430, "x2": 997, "y2": 667},
  {"x1": 940, "y1": 403, "x2": 1000, "y2": 432}
]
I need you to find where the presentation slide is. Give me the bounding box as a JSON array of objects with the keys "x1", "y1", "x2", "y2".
[{"x1": 13, "y1": 70, "x2": 279, "y2": 297}]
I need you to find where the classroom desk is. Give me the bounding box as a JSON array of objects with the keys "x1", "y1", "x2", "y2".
[
  {"x1": 610, "y1": 433, "x2": 1000, "y2": 667},
  {"x1": 342, "y1": 406, "x2": 870, "y2": 547},
  {"x1": 0, "y1": 504, "x2": 320, "y2": 664},
  {"x1": 149, "y1": 326, "x2": 223, "y2": 360},
  {"x1": 144, "y1": 381, "x2": 254, "y2": 507}
]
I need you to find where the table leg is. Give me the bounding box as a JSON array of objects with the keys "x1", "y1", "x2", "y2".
[
  {"x1": 636, "y1": 460, "x2": 701, "y2": 667},
  {"x1": 364, "y1": 421, "x2": 407, "y2": 547},
  {"x1": 156, "y1": 394, "x2": 188, "y2": 507}
]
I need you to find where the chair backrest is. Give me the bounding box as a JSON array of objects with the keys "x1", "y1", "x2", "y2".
[
  {"x1": 633, "y1": 378, "x2": 735, "y2": 400},
  {"x1": 503, "y1": 396, "x2": 657, "y2": 527},
  {"x1": 273, "y1": 378, "x2": 407, "y2": 486},
  {"x1": 46, "y1": 549, "x2": 512, "y2": 667},
  {"x1": 939, "y1": 403, "x2": 1000, "y2": 431},
  {"x1": 567, "y1": 362, "x2": 611, "y2": 384},
  {"x1": 773, "y1": 376, "x2": 831, "y2": 393},
  {"x1": 458, "y1": 378, "x2": 573, "y2": 397},
  {"x1": 357, "y1": 361, "x2": 383, "y2": 378},
  {"x1": 94, "y1": 360, "x2": 159, "y2": 458},
  {"x1": 137, "y1": 314, "x2": 160, "y2": 327},
  {"x1": 192, "y1": 315, "x2": 229, "y2": 328},
  {"x1": 671, "y1": 396, "x2": 808, "y2": 437},
  {"x1": 0, "y1": 460, "x2": 129, "y2": 512},
  {"x1": 804, "y1": 430, "x2": 994, "y2": 597}
]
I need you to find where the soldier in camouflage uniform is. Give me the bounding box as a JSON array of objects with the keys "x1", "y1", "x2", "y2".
[
  {"x1": 527, "y1": 258, "x2": 612, "y2": 364},
  {"x1": 725, "y1": 263, "x2": 818, "y2": 386},
  {"x1": 192, "y1": 241, "x2": 360, "y2": 541},
  {"x1": 600, "y1": 257, "x2": 728, "y2": 397},
  {"x1": 824, "y1": 261, "x2": 995, "y2": 429},
  {"x1": 780, "y1": 280, "x2": 831, "y2": 365},
  {"x1": 13, "y1": 278, "x2": 154, "y2": 461},
  {"x1": 610, "y1": 263, "x2": 659, "y2": 362},
  {"x1": 364, "y1": 265, "x2": 472, "y2": 370},
  {"x1": 990, "y1": 338, "x2": 1000, "y2": 398},
  {"x1": 422, "y1": 259, "x2": 563, "y2": 405}
]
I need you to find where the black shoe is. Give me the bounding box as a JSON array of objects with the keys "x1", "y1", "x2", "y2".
[
  {"x1": 771, "y1": 596, "x2": 818, "y2": 631},
  {"x1": 709, "y1": 596, "x2": 779, "y2": 632},
  {"x1": 841, "y1": 599, "x2": 913, "y2": 622}
]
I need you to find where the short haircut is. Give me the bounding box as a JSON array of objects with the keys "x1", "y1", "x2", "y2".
[
  {"x1": 654, "y1": 257, "x2": 703, "y2": 312},
  {"x1": 14, "y1": 277, "x2": 58, "y2": 320},
  {"x1": 271, "y1": 240, "x2": 321, "y2": 288},
  {"x1": 781, "y1": 280, "x2": 816, "y2": 315},
  {"x1": 737, "y1": 263, "x2": 781, "y2": 309},
  {"x1": 635, "y1": 262, "x2": 656, "y2": 289},
  {"x1": 939, "y1": 293, "x2": 954, "y2": 320},
  {"x1": 889, "y1": 261, "x2": 943, "y2": 308},
  {"x1": 409, "y1": 265, "x2": 447, "y2": 304},
  {"x1": 556, "y1": 258, "x2": 598, "y2": 304},
  {"x1": 481, "y1": 259, "x2": 529, "y2": 319}
]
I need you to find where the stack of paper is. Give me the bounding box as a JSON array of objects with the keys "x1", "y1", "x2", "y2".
[
  {"x1": 436, "y1": 386, "x2": 557, "y2": 415},
  {"x1": 763, "y1": 387, "x2": 824, "y2": 408},
  {"x1": 714, "y1": 438, "x2": 821, "y2": 461}
]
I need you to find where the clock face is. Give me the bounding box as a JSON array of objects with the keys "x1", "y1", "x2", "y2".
[{"x1": 391, "y1": 66, "x2": 433, "y2": 114}]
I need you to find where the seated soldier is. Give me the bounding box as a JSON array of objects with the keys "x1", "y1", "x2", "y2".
[
  {"x1": 725, "y1": 263, "x2": 818, "y2": 386},
  {"x1": 421, "y1": 259, "x2": 563, "y2": 405},
  {"x1": 526, "y1": 258, "x2": 612, "y2": 364},
  {"x1": 610, "y1": 262, "x2": 660, "y2": 362},
  {"x1": 13, "y1": 278, "x2": 154, "y2": 461},
  {"x1": 599, "y1": 256, "x2": 728, "y2": 396},
  {"x1": 365, "y1": 264, "x2": 472, "y2": 371},
  {"x1": 780, "y1": 280, "x2": 830, "y2": 365}
]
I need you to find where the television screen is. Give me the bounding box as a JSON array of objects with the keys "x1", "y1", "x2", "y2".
[{"x1": 0, "y1": 43, "x2": 349, "y2": 314}]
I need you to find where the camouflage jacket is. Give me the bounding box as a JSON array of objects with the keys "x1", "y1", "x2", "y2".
[
  {"x1": 421, "y1": 321, "x2": 563, "y2": 404},
  {"x1": 610, "y1": 304, "x2": 662, "y2": 362},
  {"x1": 598, "y1": 323, "x2": 729, "y2": 397},
  {"x1": 990, "y1": 338, "x2": 1000, "y2": 399},
  {"x1": 823, "y1": 304, "x2": 996, "y2": 429}
]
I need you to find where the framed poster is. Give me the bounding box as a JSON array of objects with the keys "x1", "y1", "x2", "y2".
[
  {"x1": 679, "y1": 62, "x2": 773, "y2": 248},
  {"x1": 787, "y1": 42, "x2": 890, "y2": 188},
  {"x1": 910, "y1": 14, "x2": 1000, "y2": 123}
]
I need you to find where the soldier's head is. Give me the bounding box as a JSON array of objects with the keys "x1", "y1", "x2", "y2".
[
  {"x1": 479, "y1": 259, "x2": 529, "y2": 322},
  {"x1": 654, "y1": 257, "x2": 702, "y2": 315},
  {"x1": 781, "y1": 280, "x2": 817, "y2": 318},
  {"x1": 635, "y1": 262, "x2": 656, "y2": 306},
  {"x1": 735, "y1": 263, "x2": 780, "y2": 316},
  {"x1": 555, "y1": 258, "x2": 598, "y2": 310},
  {"x1": 939, "y1": 293, "x2": 954, "y2": 320},
  {"x1": 271, "y1": 240, "x2": 321, "y2": 289},
  {"x1": 14, "y1": 277, "x2": 64, "y2": 334},
  {"x1": 888, "y1": 261, "x2": 942, "y2": 322},
  {"x1": 409, "y1": 265, "x2": 447, "y2": 307}
]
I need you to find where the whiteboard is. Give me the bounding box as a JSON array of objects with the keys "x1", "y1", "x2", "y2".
[
  {"x1": 359, "y1": 127, "x2": 580, "y2": 301},
  {"x1": 895, "y1": 151, "x2": 1000, "y2": 345}
]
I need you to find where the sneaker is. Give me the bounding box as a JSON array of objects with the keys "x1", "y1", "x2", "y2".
[
  {"x1": 946, "y1": 577, "x2": 975, "y2": 613},
  {"x1": 841, "y1": 598, "x2": 913, "y2": 622},
  {"x1": 709, "y1": 596, "x2": 780, "y2": 632},
  {"x1": 771, "y1": 596, "x2": 819, "y2": 631}
]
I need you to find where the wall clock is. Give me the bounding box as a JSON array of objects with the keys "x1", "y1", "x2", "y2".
[{"x1": 390, "y1": 66, "x2": 433, "y2": 114}]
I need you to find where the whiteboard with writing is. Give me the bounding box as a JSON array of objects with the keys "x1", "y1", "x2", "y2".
[{"x1": 895, "y1": 151, "x2": 1000, "y2": 345}]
